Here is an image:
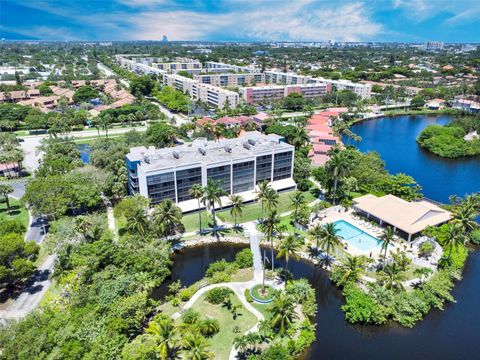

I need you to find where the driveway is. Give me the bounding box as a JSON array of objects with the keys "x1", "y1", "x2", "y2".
[{"x1": 0, "y1": 255, "x2": 56, "y2": 326}]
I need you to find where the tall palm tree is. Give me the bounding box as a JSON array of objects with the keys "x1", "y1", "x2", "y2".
[
  {"x1": 378, "y1": 262, "x2": 407, "y2": 291},
  {"x1": 380, "y1": 226, "x2": 395, "y2": 259},
  {"x1": 153, "y1": 199, "x2": 184, "y2": 237},
  {"x1": 126, "y1": 207, "x2": 149, "y2": 236},
  {"x1": 260, "y1": 210, "x2": 281, "y2": 271},
  {"x1": 146, "y1": 318, "x2": 180, "y2": 360},
  {"x1": 308, "y1": 223, "x2": 324, "y2": 257},
  {"x1": 189, "y1": 184, "x2": 205, "y2": 235},
  {"x1": 0, "y1": 184, "x2": 14, "y2": 214},
  {"x1": 319, "y1": 222, "x2": 341, "y2": 258},
  {"x1": 277, "y1": 234, "x2": 303, "y2": 277},
  {"x1": 201, "y1": 179, "x2": 226, "y2": 231},
  {"x1": 256, "y1": 180, "x2": 271, "y2": 218},
  {"x1": 290, "y1": 191, "x2": 306, "y2": 218},
  {"x1": 444, "y1": 224, "x2": 466, "y2": 260},
  {"x1": 326, "y1": 150, "x2": 351, "y2": 205},
  {"x1": 233, "y1": 335, "x2": 248, "y2": 353},
  {"x1": 335, "y1": 255, "x2": 370, "y2": 287},
  {"x1": 450, "y1": 201, "x2": 478, "y2": 238},
  {"x1": 291, "y1": 126, "x2": 309, "y2": 150},
  {"x1": 181, "y1": 332, "x2": 213, "y2": 360},
  {"x1": 263, "y1": 188, "x2": 279, "y2": 214},
  {"x1": 228, "y1": 194, "x2": 244, "y2": 229},
  {"x1": 269, "y1": 291, "x2": 297, "y2": 336}
]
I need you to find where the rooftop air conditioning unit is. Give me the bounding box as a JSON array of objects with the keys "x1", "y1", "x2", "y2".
[
  {"x1": 248, "y1": 139, "x2": 256, "y2": 146},
  {"x1": 172, "y1": 151, "x2": 180, "y2": 159},
  {"x1": 243, "y1": 142, "x2": 251, "y2": 150},
  {"x1": 224, "y1": 145, "x2": 232, "y2": 153},
  {"x1": 198, "y1": 148, "x2": 206, "y2": 156}
]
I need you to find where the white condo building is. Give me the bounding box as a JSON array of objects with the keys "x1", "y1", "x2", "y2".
[{"x1": 125, "y1": 132, "x2": 296, "y2": 212}]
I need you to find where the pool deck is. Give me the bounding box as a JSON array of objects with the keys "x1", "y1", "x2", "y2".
[{"x1": 311, "y1": 208, "x2": 402, "y2": 259}]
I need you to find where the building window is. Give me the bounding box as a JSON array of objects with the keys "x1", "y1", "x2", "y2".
[
  {"x1": 207, "y1": 165, "x2": 231, "y2": 194},
  {"x1": 256, "y1": 154, "x2": 272, "y2": 184},
  {"x1": 273, "y1": 151, "x2": 293, "y2": 181},
  {"x1": 232, "y1": 161, "x2": 254, "y2": 193},
  {"x1": 176, "y1": 167, "x2": 202, "y2": 202},
  {"x1": 147, "y1": 172, "x2": 176, "y2": 204}
]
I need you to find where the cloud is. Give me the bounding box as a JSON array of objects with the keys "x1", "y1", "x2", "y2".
[{"x1": 120, "y1": 1, "x2": 382, "y2": 41}]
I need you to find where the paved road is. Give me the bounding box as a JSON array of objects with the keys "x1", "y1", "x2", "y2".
[
  {"x1": 7, "y1": 179, "x2": 26, "y2": 200},
  {"x1": 25, "y1": 216, "x2": 48, "y2": 243},
  {"x1": 97, "y1": 62, "x2": 130, "y2": 87},
  {"x1": 0, "y1": 255, "x2": 56, "y2": 326}
]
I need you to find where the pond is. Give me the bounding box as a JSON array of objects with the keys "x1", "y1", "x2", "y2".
[
  {"x1": 77, "y1": 144, "x2": 91, "y2": 164},
  {"x1": 162, "y1": 243, "x2": 480, "y2": 359}
]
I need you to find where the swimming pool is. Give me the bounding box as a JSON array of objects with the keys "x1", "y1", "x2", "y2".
[{"x1": 333, "y1": 220, "x2": 382, "y2": 252}]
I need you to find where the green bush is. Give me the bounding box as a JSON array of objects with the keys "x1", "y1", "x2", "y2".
[
  {"x1": 205, "y1": 259, "x2": 238, "y2": 277},
  {"x1": 205, "y1": 287, "x2": 233, "y2": 304},
  {"x1": 178, "y1": 284, "x2": 198, "y2": 302},
  {"x1": 341, "y1": 284, "x2": 387, "y2": 325},
  {"x1": 181, "y1": 309, "x2": 200, "y2": 324},
  {"x1": 234, "y1": 249, "x2": 253, "y2": 268},
  {"x1": 260, "y1": 344, "x2": 291, "y2": 360},
  {"x1": 244, "y1": 288, "x2": 253, "y2": 303},
  {"x1": 470, "y1": 229, "x2": 480, "y2": 245},
  {"x1": 419, "y1": 241, "x2": 435, "y2": 258},
  {"x1": 197, "y1": 318, "x2": 220, "y2": 337},
  {"x1": 287, "y1": 320, "x2": 316, "y2": 356}
]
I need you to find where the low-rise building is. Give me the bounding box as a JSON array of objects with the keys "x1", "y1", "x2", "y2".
[
  {"x1": 125, "y1": 131, "x2": 295, "y2": 212},
  {"x1": 242, "y1": 83, "x2": 330, "y2": 104}
]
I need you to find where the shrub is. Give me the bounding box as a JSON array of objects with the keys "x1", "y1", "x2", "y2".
[
  {"x1": 419, "y1": 241, "x2": 435, "y2": 258},
  {"x1": 205, "y1": 259, "x2": 238, "y2": 277},
  {"x1": 470, "y1": 229, "x2": 480, "y2": 245},
  {"x1": 205, "y1": 287, "x2": 233, "y2": 304},
  {"x1": 287, "y1": 320, "x2": 316, "y2": 355},
  {"x1": 244, "y1": 289, "x2": 253, "y2": 303},
  {"x1": 341, "y1": 284, "x2": 387, "y2": 325},
  {"x1": 234, "y1": 248, "x2": 253, "y2": 268},
  {"x1": 181, "y1": 309, "x2": 200, "y2": 324},
  {"x1": 197, "y1": 318, "x2": 220, "y2": 337},
  {"x1": 260, "y1": 344, "x2": 291, "y2": 360},
  {"x1": 178, "y1": 284, "x2": 198, "y2": 302},
  {"x1": 210, "y1": 271, "x2": 232, "y2": 284}
]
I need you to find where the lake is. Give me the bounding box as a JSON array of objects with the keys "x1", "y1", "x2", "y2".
[
  {"x1": 77, "y1": 144, "x2": 91, "y2": 164},
  {"x1": 346, "y1": 114, "x2": 480, "y2": 203}
]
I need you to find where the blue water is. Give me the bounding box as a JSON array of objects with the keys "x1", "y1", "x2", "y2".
[
  {"x1": 77, "y1": 144, "x2": 91, "y2": 164},
  {"x1": 333, "y1": 219, "x2": 381, "y2": 252},
  {"x1": 346, "y1": 115, "x2": 480, "y2": 203}
]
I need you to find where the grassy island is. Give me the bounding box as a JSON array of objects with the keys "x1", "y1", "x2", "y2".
[{"x1": 417, "y1": 117, "x2": 480, "y2": 158}]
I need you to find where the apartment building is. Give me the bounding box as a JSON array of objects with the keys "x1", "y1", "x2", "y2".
[
  {"x1": 205, "y1": 61, "x2": 260, "y2": 73},
  {"x1": 125, "y1": 132, "x2": 296, "y2": 212},
  {"x1": 325, "y1": 79, "x2": 371, "y2": 99},
  {"x1": 242, "y1": 83, "x2": 330, "y2": 104},
  {"x1": 264, "y1": 71, "x2": 316, "y2": 85},
  {"x1": 153, "y1": 60, "x2": 202, "y2": 73},
  {"x1": 163, "y1": 73, "x2": 239, "y2": 109},
  {"x1": 194, "y1": 73, "x2": 264, "y2": 87}
]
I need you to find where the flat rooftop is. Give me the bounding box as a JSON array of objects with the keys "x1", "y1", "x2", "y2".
[{"x1": 127, "y1": 131, "x2": 292, "y2": 173}]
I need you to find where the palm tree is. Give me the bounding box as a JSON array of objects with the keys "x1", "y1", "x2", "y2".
[
  {"x1": 197, "y1": 319, "x2": 220, "y2": 337},
  {"x1": 334, "y1": 255, "x2": 370, "y2": 287},
  {"x1": 125, "y1": 207, "x2": 149, "y2": 236},
  {"x1": 291, "y1": 126, "x2": 309, "y2": 150},
  {"x1": 256, "y1": 180, "x2": 271, "y2": 218},
  {"x1": 189, "y1": 184, "x2": 205, "y2": 235},
  {"x1": 318, "y1": 222, "x2": 341, "y2": 258},
  {"x1": 290, "y1": 191, "x2": 307, "y2": 234},
  {"x1": 378, "y1": 262, "x2": 407, "y2": 290},
  {"x1": 326, "y1": 150, "x2": 351, "y2": 205},
  {"x1": 308, "y1": 223, "x2": 324, "y2": 257},
  {"x1": 332, "y1": 118, "x2": 362, "y2": 143},
  {"x1": 146, "y1": 318, "x2": 180, "y2": 360},
  {"x1": 380, "y1": 226, "x2": 395, "y2": 259},
  {"x1": 231, "y1": 304, "x2": 242, "y2": 320},
  {"x1": 444, "y1": 224, "x2": 466, "y2": 260},
  {"x1": 260, "y1": 210, "x2": 281, "y2": 271},
  {"x1": 0, "y1": 184, "x2": 14, "y2": 214},
  {"x1": 201, "y1": 179, "x2": 226, "y2": 231},
  {"x1": 153, "y1": 199, "x2": 184, "y2": 237},
  {"x1": 263, "y1": 188, "x2": 279, "y2": 214},
  {"x1": 229, "y1": 194, "x2": 244, "y2": 229},
  {"x1": 414, "y1": 267, "x2": 433, "y2": 283},
  {"x1": 269, "y1": 291, "x2": 297, "y2": 336},
  {"x1": 233, "y1": 335, "x2": 249, "y2": 353},
  {"x1": 450, "y1": 201, "x2": 478, "y2": 238},
  {"x1": 244, "y1": 332, "x2": 261, "y2": 351},
  {"x1": 277, "y1": 235, "x2": 303, "y2": 277},
  {"x1": 182, "y1": 332, "x2": 213, "y2": 360}
]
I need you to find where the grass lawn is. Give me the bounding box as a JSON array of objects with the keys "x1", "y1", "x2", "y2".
[
  {"x1": 251, "y1": 302, "x2": 273, "y2": 320},
  {"x1": 231, "y1": 268, "x2": 253, "y2": 282},
  {"x1": 181, "y1": 210, "x2": 212, "y2": 233},
  {"x1": 217, "y1": 190, "x2": 317, "y2": 224},
  {"x1": 114, "y1": 214, "x2": 127, "y2": 237},
  {"x1": 188, "y1": 291, "x2": 257, "y2": 360},
  {"x1": 365, "y1": 263, "x2": 425, "y2": 281},
  {"x1": 0, "y1": 197, "x2": 29, "y2": 231}
]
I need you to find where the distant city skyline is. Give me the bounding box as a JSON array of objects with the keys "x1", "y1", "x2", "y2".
[{"x1": 1, "y1": 0, "x2": 480, "y2": 43}]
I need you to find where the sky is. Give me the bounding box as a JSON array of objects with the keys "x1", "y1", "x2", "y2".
[{"x1": 0, "y1": 0, "x2": 479, "y2": 43}]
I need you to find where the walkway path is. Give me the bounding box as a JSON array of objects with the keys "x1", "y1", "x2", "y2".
[
  {"x1": 0, "y1": 255, "x2": 56, "y2": 326},
  {"x1": 243, "y1": 222, "x2": 263, "y2": 282},
  {"x1": 101, "y1": 194, "x2": 116, "y2": 239}
]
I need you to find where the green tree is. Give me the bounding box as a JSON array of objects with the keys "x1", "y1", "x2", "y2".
[
  {"x1": 189, "y1": 184, "x2": 205, "y2": 235},
  {"x1": 378, "y1": 262, "x2": 407, "y2": 291},
  {"x1": 228, "y1": 194, "x2": 244, "y2": 229},
  {"x1": 72, "y1": 85, "x2": 99, "y2": 103},
  {"x1": 269, "y1": 291, "x2": 297, "y2": 336},
  {"x1": 126, "y1": 207, "x2": 149, "y2": 236},
  {"x1": 332, "y1": 255, "x2": 370, "y2": 287},
  {"x1": 277, "y1": 234, "x2": 303, "y2": 276},
  {"x1": 380, "y1": 226, "x2": 395, "y2": 259},
  {"x1": 260, "y1": 210, "x2": 281, "y2": 271},
  {"x1": 153, "y1": 199, "x2": 184, "y2": 237},
  {"x1": 318, "y1": 222, "x2": 341, "y2": 257},
  {"x1": 201, "y1": 179, "x2": 226, "y2": 231},
  {"x1": 326, "y1": 149, "x2": 351, "y2": 204},
  {"x1": 145, "y1": 318, "x2": 180, "y2": 360},
  {"x1": 0, "y1": 184, "x2": 14, "y2": 213},
  {"x1": 181, "y1": 333, "x2": 213, "y2": 360}
]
